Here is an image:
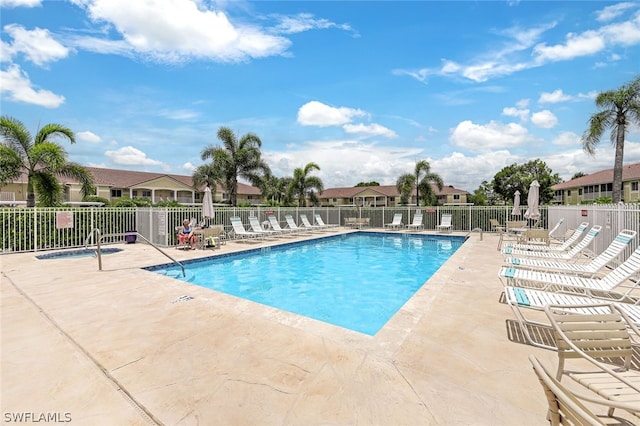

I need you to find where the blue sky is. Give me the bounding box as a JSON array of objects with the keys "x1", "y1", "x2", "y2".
[{"x1": 1, "y1": 0, "x2": 639, "y2": 192}]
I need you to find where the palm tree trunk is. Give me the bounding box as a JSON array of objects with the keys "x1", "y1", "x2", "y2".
[
  {"x1": 612, "y1": 125, "x2": 625, "y2": 203},
  {"x1": 26, "y1": 176, "x2": 36, "y2": 208}
]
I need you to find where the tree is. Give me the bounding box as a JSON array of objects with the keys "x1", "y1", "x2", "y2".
[
  {"x1": 355, "y1": 181, "x2": 379, "y2": 187},
  {"x1": 492, "y1": 159, "x2": 561, "y2": 204},
  {"x1": 571, "y1": 172, "x2": 587, "y2": 180},
  {"x1": 195, "y1": 127, "x2": 270, "y2": 206},
  {"x1": 468, "y1": 180, "x2": 495, "y2": 206},
  {"x1": 287, "y1": 162, "x2": 324, "y2": 207},
  {"x1": 396, "y1": 160, "x2": 443, "y2": 206},
  {"x1": 582, "y1": 76, "x2": 640, "y2": 203},
  {"x1": 0, "y1": 116, "x2": 94, "y2": 207},
  {"x1": 259, "y1": 172, "x2": 292, "y2": 206}
]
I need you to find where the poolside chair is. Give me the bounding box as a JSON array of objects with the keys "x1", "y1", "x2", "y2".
[
  {"x1": 229, "y1": 217, "x2": 263, "y2": 240},
  {"x1": 407, "y1": 213, "x2": 424, "y2": 231},
  {"x1": 499, "y1": 244, "x2": 640, "y2": 299},
  {"x1": 267, "y1": 215, "x2": 297, "y2": 235},
  {"x1": 490, "y1": 219, "x2": 505, "y2": 233},
  {"x1": 300, "y1": 214, "x2": 325, "y2": 231},
  {"x1": 503, "y1": 229, "x2": 636, "y2": 277},
  {"x1": 503, "y1": 222, "x2": 588, "y2": 252},
  {"x1": 503, "y1": 287, "x2": 640, "y2": 350},
  {"x1": 384, "y1": 213, "x2": 403, "y2": 230},
  {"x1": 544, "y1": 304, "x2": 640, "y2": 418},
  {"x1": 501, "y1": 225, "x2": 601, "y2": 259},
  {"x1": 529, "y1": 355, "x2": 632, "y2": 425},
  {"x1": 248, "y1": 216, "x2": 280, "y2": 238},
  {"x1": 548, "y1": 218, "x2": 565, "y2": 241},
  {"x1": 285, "y1": 215, "x2": 310, "y2": 233},
  {"x1": 436, "y1": 214, "x2": 452, "y2": 233},
  {"x1": 314, "y1": 214, "x2": 339, "y2": 229}
]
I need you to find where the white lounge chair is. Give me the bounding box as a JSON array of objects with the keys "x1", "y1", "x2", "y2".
[
  {"x1": 248, "y1": 216, "x2": 281, "y2": 238},
  {"x1": 504, "y1": 229, "x2": 636, "y2": 277},
  {"x1": 547, "y1": 218, "x2": 565, "y2": 241},
  {"x1": 499, "y1": 245, "x2": 640, "y2": 299},
  {"x1": 314, "y1": 214, "x2": 338, "y2": 229},
  {"x1": 436, "y1": 214, "x2": 452, "y2": 233},
  {"x1": 501, "y1": 225, "x2": 601, "y2": 259},
  {"x1": 384, "y1": 213, "x2": 403, "y2": 230},
  {"x1": 529, "y1": 355, "x2": 637, "y2": 425},
  {"x1": 300, "y1": 214, "x2": 325, "y2": 231},
  {"x1": 503, "y1": 286, "x2": 640, "y2": 350},
  {"x1": 267, "y1": 215, "x2": 297, "y2": 236},
  {"x1": 503, "y1": 222, "x2": 588, "y2": 252},
  {"x1": 285, "y1": 215, "x2": 310, "y2": 233},
  {"x1": 407, "y1": 213, "x2": 424, "y2": 231},
  {"x1": 544, "y1": 304, "x2": 640, "y2": 417},
  {"x1": 229, "y1": 217, "x2": 263, "y2": 240}
]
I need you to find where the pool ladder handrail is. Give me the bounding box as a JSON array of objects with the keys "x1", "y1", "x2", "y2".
[
  {"x1": 465, "y1": 227, "x2": 483, "y2": 240},
  {"x1": 84, "y1": 228, "x2": 185, "y2": 277}
]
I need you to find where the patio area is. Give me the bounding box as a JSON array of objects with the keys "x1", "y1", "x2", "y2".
[{"x1": 0, "y1": 229, "x2": 626, "y2": 425}]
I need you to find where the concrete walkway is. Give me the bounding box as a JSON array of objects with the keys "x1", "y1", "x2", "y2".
[{"x1": 0, "y1": 230, "x2": 622, "y2": 425}]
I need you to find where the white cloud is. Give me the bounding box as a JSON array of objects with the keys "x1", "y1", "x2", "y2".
[
  {"x1": 76, "y1": 131, "x2": 101, "y2": 143},
  {"x1": 502, "y1": 106, "x2": 529, "y2": 122},
  {"x1": 600, "y1": 15, "x2": 640, "y2": 45},
  {"x1": 534, "y1": 30, "x2": 605, "y2": 62},
  {"x1": 269, "y1": 13, "x2": 354, "y2": 35},
  {"x1": 182, "y1": 162, "x2": 196, "y2": 171},
  {"x1": 264, "y1": 139, "x2": 422, "y2": 189},
  {"x1": 432, "y1": 150, "x2": 520, "y2": 190},
  {"x1": 449, "y1": 120, "x2": 532, "y2": 152},
  {"x1": 596, "y1": 2, "x2": 638, "y2": 22},
  {"x1": 0, "y1": 64, "x2": 65, "y2": 107},
  {"x1": 69, "y1": 0, "x2": 291, "y2": 63},
  {"x1": 531, "y1": 110, "x2": 558, "y2": 128},
  {"x1": 3, "y1": 24, "x2": 70, "y2": 66},
  {"x1": 297, "y1": 101, "x2": 366, "y2": 127},
  {"x1": 104, "y1": 146, "x2": 164, "y2": 166},
  {"x1": 342, "y1": 123, "x2": 397, "y2": 138},
  {"x1": 0, "y1": 0, "x2": 41, "y2": 7},
  {"x1": 552, "y1": 131, "x2": 581, "y2": 146},
  {"x1": 538, "y1": 89, "x2": 572, "y2": 104}
]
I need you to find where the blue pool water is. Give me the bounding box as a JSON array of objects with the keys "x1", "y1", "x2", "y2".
[
  {"x1": 148, "y1": 232, "x2": 464, "y2": 335},
  {"x1": 36, "y1": 247, "x2": 123, "y2": 259}
]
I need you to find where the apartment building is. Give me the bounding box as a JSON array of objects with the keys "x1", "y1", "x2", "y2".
[{"x1": 551, "y1": 163, "x2": 640, "y2": 204}]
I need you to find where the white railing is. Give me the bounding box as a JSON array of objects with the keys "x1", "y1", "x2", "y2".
[{"x1": 1, "y1": 204, "x2": 638, "y2": 256}]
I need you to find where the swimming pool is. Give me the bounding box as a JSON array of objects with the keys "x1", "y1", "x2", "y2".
[{"x1": 148, "y1": 232, "x2": 465, "y2": 335}]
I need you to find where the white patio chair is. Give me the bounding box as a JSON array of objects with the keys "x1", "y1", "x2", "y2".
[{"x1": 504, "y1": 229, "x2": 636, "y2": 277}]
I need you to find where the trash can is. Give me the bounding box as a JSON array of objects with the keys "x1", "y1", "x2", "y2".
[{"x1": 125, "y1": 230, "x2": 137, "y2": 244}]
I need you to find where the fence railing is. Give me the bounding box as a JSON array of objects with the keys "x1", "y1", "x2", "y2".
[{"x1": 2, "y1": 204, "x2": 639, "y2": 257}]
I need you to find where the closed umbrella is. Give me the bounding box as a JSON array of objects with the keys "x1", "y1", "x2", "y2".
[
  {"x1": 202, "y1": 185, "x2": 214, "y2": 220},
  {"x1": 524, "y1": 180, "x2": 540, "y2": 224},
  {"x1": 511, "y1": 190, "x2": 521, "y2": 216}
]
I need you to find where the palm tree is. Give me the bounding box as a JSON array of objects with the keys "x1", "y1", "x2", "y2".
[
  {"x1": 396, "y1": 160, "x2": 444, "y2": 206},
  {"x1": 197, "y1": 126, "x2": 271, "y2": 206},
  {"x1": 582, "y1": 76, "x2": 640, "y2": 203},
  {"x1": 0, "y1": 116, "x2": 94, "y2": 207},
  {"x1": 395, "y1": 174, "x2": 414, "y2": 205},
  {"x1": 288, "y1": 162, "x2": 324, "y2": 207}
]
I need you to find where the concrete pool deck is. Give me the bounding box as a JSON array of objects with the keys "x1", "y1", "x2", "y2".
[{"x1": 1, "y1": 229, "x2": 636, "y2": 425}]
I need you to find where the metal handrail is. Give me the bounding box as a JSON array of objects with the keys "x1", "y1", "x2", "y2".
[
  {"x1": 466, "y1": 227, "x2": 483, "y2": 241},
  {"x1": 84, "y1": 228, "x2": 185, "y2": 277}
]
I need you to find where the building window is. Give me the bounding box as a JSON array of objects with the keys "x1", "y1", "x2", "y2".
[
  {"x1": 453, "y1": 194, "x2": 460, "y2": 200},
  {"x1": 632, "y1": 181, "x2": 639, "y2": 191},
  {"x1": 131, "y1": 190, "x2": 138, "y2": 197},
  {"x1": 578, "y1": 189, "x2": 583, "y2": 195},
  {"x1": 111, "y1": 189, "x2": 122, "y2": 198},
  {"x1": 142, "y1": 190, "x2": 151, "y2": 198},
  {"x1": 567, "y1": 190, "x2": 571, "y2": 196}
]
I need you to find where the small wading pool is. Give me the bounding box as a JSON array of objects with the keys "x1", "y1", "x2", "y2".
[
  {"x1": 148, "y1": 232, "x2": 465, "y2": 335},
  {"x1": 35, "y1": 247, "x2": 123, "y2": 260}
]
